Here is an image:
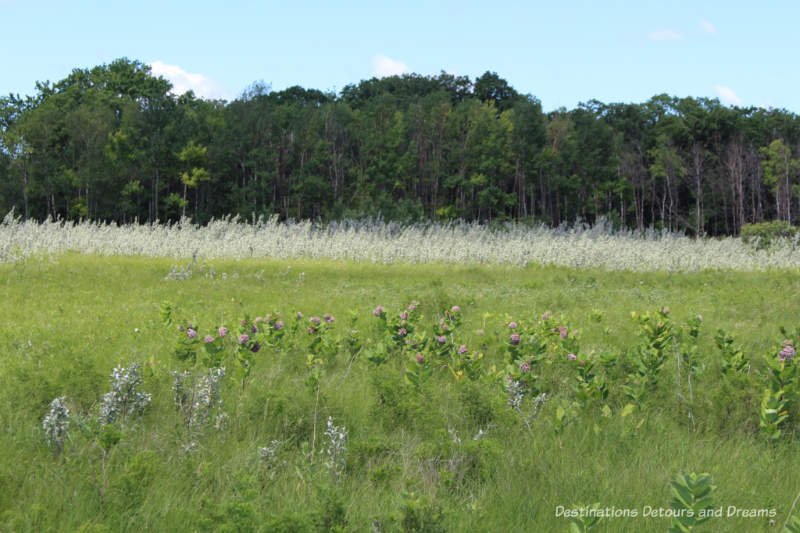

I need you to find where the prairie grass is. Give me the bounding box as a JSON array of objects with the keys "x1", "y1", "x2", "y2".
[{"x1": 0, "y1": 255, "x2": 798, "y2": 532}]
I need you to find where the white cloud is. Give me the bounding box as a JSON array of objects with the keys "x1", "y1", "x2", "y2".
[
  {"x1": 371, "y1": 55, "x2": 411, "y2": 78},
  {"x1": 714, "y1": 85, "x2": 742, "y2": 107},
  {"x1": 700, "y1": 20, "x2": 717, "y2": 35},
  {"x1": 148, "y1": 61, "x2": 229, "y2": 100},
  {"x1": 648, "y1": 29, "x2": 683, "y2": 41}
]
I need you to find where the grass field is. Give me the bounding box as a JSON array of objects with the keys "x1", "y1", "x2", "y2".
[{"x1": 1, "y1": 254, "x2": 799, "y2": 532}]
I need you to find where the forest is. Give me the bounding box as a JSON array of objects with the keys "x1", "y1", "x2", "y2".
[{"x1": 1, "y1": 57, "x2": 799, "y2": 236}]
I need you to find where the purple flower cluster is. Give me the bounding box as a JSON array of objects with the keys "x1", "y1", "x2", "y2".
[
  {"x1": 779, "y1": 343, "x2": 795, "y2": 363},
  {"x1": 218, "y1": 326, "x2": 228, "y2": 338},
  {"x1": 274, "y1": 320, "x2": 284, "y2": 330},
  {"x1": 510, "y1": 333, "x2": 520, "y2": 346},
  {"x1": 519, "y1": 361, "x2": 531, "y2": 374},
  {"x1": 204, "y1": 335, "x2": 214, "y2": 343},
  {"x1": 437, "y1": 335, "x2": 447, "y2": 344},
  {"x1": 508, "y1": 322, "x2": 517, "y2": 330},
  {"x1": 238, "y1": 333, "x2": 249, "y2": 344},
  {"x1": 567, "y1": 353, "x2": 577, "y2": 361},
  {"x1": 458, "y1": 345, "x2": 468, "y2": 355},
  {"x1": 398, "y1": 328, "x2": 407, "y2": 336},
  {"x1": 187, "y1": 329, "x2": 197, "y2": 339},
  {"x1": 373, "y1": 305, "x2": 384, "y2": 317}
]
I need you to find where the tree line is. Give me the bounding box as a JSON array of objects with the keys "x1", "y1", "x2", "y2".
[{"x1": 1, "y1": 57, "x2": 799, "y2": 235}]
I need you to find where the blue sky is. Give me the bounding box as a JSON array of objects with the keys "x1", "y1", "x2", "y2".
[{"x1": 2, "y1": 0, "x2": 799, "y2": 112}]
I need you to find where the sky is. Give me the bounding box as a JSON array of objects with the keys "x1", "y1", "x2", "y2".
[{"x1": 2, "y1": 0, "x2": 799, "y2": 113}]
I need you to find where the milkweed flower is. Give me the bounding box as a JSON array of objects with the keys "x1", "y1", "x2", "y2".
[
  {"x1": 451, "y1": 305, "x2": 460, "y2": 313},
  {"x1": 779, "y1": 343, "x2": 794, "y2": 362}
]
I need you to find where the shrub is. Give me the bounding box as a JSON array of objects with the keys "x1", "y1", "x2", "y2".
[{"x1": 741, "y1": 220, "x2": 798, "y2": 249}]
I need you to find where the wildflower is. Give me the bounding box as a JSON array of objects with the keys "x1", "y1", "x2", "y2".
[
  {"x1": 400, "y1": 311, "x2": 408, "y2": 320},
  {"x1": 662, "y1": 307, "x2": 670, "y2": 315},
  {"x1": 442, "y1": 324, "x2": 449, "y2": 331},
  {"x1": 541, "y1": 311, "x2": 552, "y2": 320},
  {"x1": 251, "y1": 325, "x2": 258, "y2": 333},
  {"x1": 568, "y1": 353, "x2": 577, "y2": 361},
  {"x1": 218, "y1": 326, "x2": 228, "y2": 338},
  {"x1": 477, "y1": 329, "x2": 484, "y2": 335},
  {"x1": 238, "y1": 334, "x2": 249, "y2": 344},
  {"x1": 204, "y1": 335, "x2": 214, "y2": 343},
  {"x1": 559, "y1": 326, "x2": 568, "y2": 339},
  {"x1": 519, "y1": 362, "x2": 531, "y2": 373},
  {"x1": 274, "y1": 320, "x2": 283, "y2": 330},
  {"x1": 99, "y1": 363, "x2": 151, "y2": 425},
  {"x1": 310, "y1": 316, "x2": 321, "y2": 326},
  {"x1": 451, "y1": 305, "x2": 460, "y2": 313},
  {"x1": 509, "y1": 321, "x2": 517, "y2": 329},
  {"x1": 307, "y1": 326, "x2": 314, "y2": 333},
  {"x1": 408, "y1": 303, "x2": 417, "y2": 311},
  {"x1": 241, "y1": 319, "x2": 247, "y2": 326},
  {"x1": 779, "y1": 343, "x2": 794, "y2": 362},
  {"x1": 255, "y1": 316, "x2": 263, "y2": 323},
  {"x1": 373, "y1": 306, "x2": 384, "y2": 317},
  {"x1": 296, "y1": 311, "x2": 303, "y2": 319},
  {"x1": 177, "y1": 325, "x2": 184, "y2": 332},
  {"x1": 510, "y1": 333, "x2": 520, "y2": 345},
  {"x1": 43, "y1": 397, "x2": 70, "y2": 452},
  {"x1": 323, "y1": 313, "x2": 332, "y2": 321},
  {"x1": 415, "y1": 353, "x2": 424, "y2": 364},
  {"x1": 398, "y1": 328, "x2": 407, "y2": 336},
  {"x1": 187, "y1": 329, "x2": 197, "y2": 339},
  {"x1": 326, "y1": 315, "x2": 335, "y2": 324},
  {"x1": 437, "y1": 335, "x2": 447, "y2": 344},
  {"x1": 459, "y1": 345, "x2": 468, "y2": 355},
  {"x1": 250, "y1": 341, "x2": 261, "y2": 353}
]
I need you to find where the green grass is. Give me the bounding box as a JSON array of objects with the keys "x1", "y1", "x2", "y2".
[{"x1": 1, "y1": 254, "x2": 799, "y2": 532}]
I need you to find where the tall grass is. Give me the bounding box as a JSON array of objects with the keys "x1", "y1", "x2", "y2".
[{"x1": 3, "y1": 212, "x2": 799, "y2": 271}]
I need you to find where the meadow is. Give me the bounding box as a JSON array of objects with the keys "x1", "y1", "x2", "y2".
[{"x1": 1, "y1": 220, "x2": 800, "y2": 532}]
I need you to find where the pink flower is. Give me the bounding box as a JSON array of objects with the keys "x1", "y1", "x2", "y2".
[
  {"x1": 240, "y1": 319, "x2": 247, "y2": 326},
  {"x1": 187, "y1": 329, "x2": 197, "y2": 339},
  {"x1": 509, "y1": 322, "x2": 517, "y2": 330},
  {"x1": 306, "y1": 326, "x2": 314, "y2": 333},
  {"x1": 510, "y1": 333, "x2": 520, "y2": 345},
  {"x1": 559, "y1": 326, "x2": 568, "y2": 339},
  {"x1": 400, "y1": 311, "x2": 408, "y2": 320},
  {"x1": 477, "y1": 329, "x2": 484, "y2": 336},
  {"x1": 310, "y1": 316, "x2": 321, "y2": 326},
  {"x1": 177, "y1": 324, "x2": 184, "y2": 332},
  {"x1": 779, "y1": 344, "x2": 795, "y2": 362},
  {"x1": 296, "y1": 311, "x2": 303, "y2": 319},
  {"x1": 519, "y1": 362, "x2": 531, "y2": 373},
  {"x1": 373, "y1": 306, "x2": 384, "y2": 317},
  {"x1": 568, "y1": 353, "x2": 577, "y2": 361},
  {"x1": 274, "y1": 321, "x2": 284, "y2": 330},
  {"x1": 323, "y1": 313, "x2": 332, "y2": 321},
  {"x1": 451, "y1": 305, "x2": 460, "y2": 313},
  {"x1": 662, "y1": 307, "x2": 670, "y2": 315},
  {"x1": 541, "y1": 311, "x2": 552, "y2": 320},
  {"x1": 255, "y1": 316, "x2": 263, "y2": 323},
  {"x1": 408, "y1": 303, "x2": 417, "y2": 311},
  {"x1": 218, "y1": 327, "x2": 228, "y2": 337},
  {"x1": 458, "y1": 345, "x2": 468, "y2": 355},
  {"x1": 204, "y1": 335, "x2": 214, "y2": 343},
  {"x1": 326, "y1": 315, "x2": 335, "y2": 324},
  {"x1": 442, "y1": 324, "x2": 449, "y2": 331},
  {"x1": 415, "y1": 353, "x2": 424, "y2": 364},
  {"x1": 437, "y1": 335, "x2": 446, "y2": 344},
  {"x1": 238, "y1": 334, "x2": 249, "y2": 344},
  {"x1": 398, "y1": 328, "x2": 407, "y2": 336},
  {"x1": 251, "y1": 325, "x2": 258, "y2": 333}
]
